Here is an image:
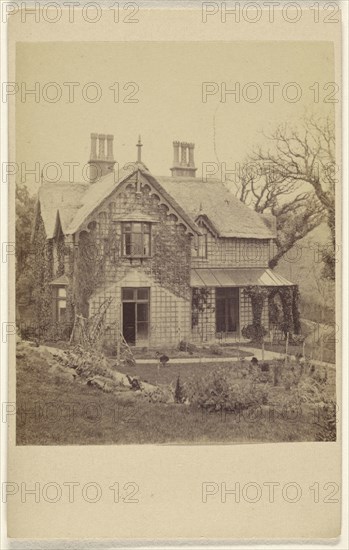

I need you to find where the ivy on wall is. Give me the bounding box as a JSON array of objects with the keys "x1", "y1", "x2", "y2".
[
  {"x1": 73, "y1": 222, "x2": 120, "y2": 317},
  {"x1": 241, "y1": 286, "x2": 269, "y2": 342},
  {"x1": 242, "y1": 285, "x2": 301, "y2": 342},
  {"x1": 192, "y1": 288, "x2": 212, "y2": 328},
  {"x1": 31, "y1": 213, "x2": 54, "y2": 332}
]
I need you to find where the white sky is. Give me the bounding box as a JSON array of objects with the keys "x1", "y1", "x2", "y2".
[{"x1": 16, "y1": 41, "x2": 335, "y2": 193}]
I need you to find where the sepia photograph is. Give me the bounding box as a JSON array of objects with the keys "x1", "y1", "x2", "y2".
[
  {"x1": 14, "y1": 40, "x2": 338, "y2": 446},
  {"x1": 3, "y1": 3, "x2": 345, "y2": 543}
]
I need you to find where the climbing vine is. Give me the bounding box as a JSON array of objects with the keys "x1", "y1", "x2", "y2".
[
  {"x1": 192, "y1": 288, "x2": 212, "y2": 328},
  {"x1": 73, "y1": 221, "x2": 121, "y2": 317},
  {"x1": 242, "y1": 285, "x2": 301, "y2": 342},
  {"x1": 241, "y1": 286, "x2": 269, "y2": 342},
  {"x1": 31, "y1": 214, "x2": 54, "y2": 335}
]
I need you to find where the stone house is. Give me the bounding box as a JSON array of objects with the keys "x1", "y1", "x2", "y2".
[{"x1": 32, "y1": 133, "x2": 297, "y2": 347}]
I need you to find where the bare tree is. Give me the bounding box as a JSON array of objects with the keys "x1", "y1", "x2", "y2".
[{"x1": 234, "y1": 116, "x2": 336, "y2": 277}]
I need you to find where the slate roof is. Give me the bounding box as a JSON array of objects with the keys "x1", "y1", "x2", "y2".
[
  {"x1": 158, "y1": 176, "x2": 275, "y2": 239},
  {"x1": 37, "y1": 182, "x2": 88, "y2": 238},
  {"x1": 36, "y1": 166, "x2": 275, "y2": 240}
]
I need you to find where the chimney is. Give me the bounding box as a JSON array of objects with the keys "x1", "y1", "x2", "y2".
[
  {"x1": 88, "y1": 133, "x2": 116, "y2": 183},
  {"x1": 106, "y1": 134, "x2": 114, "y2": 161},
  {"x1": 170, "y1": 140, "x2": 197, "y2": 178}
]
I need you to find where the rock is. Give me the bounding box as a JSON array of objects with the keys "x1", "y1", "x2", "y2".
[{"x1": 87, "y1": 375, "x2": 116, "y2": 393}]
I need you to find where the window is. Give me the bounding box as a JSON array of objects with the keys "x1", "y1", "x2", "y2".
[
  {"x1": 195, "y1": 234, "x2": 207, "y2": 258},
  {"x1": 55, "y1": 287, "x2": 67, "y2": 323},
  {"x1": 122, "y1": 222, "x2": 151, "y2": 258}
]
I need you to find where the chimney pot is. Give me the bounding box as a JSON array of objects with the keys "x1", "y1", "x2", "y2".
[
  {"x1": 88, "y1": 133, "x2": 116, "y2": 183},
  {"x1": 90, "y1": 133, "x2": 98, "y2": 160},
  {"x1": 170, "y1": 140, "x2": 197, "y2": 178},
  {"x1": 106, "y1": 134, "x2": 114, "y2": 161},
  {"x1": 98, "y1": 134, "x2": 106, "y2": 159}
]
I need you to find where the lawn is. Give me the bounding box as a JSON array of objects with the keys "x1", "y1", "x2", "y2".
[{"x1": 16, "y1": 342, "x2": 336, "y2": 445}]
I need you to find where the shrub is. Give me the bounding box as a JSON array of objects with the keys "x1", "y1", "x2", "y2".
[
  {"x1": 178, "y1": 340, "x2": 197, "y2": 353},
  {"x1": 185, "y1": 367, "x2": 270, "y2": 412},
  {"x1": 174, "y1": 376, "x2": 186, "y2": 403},
  {"x1": 290, "y1": 334, "x2": 305, "y2": 345},
  {"x1": 209, "y1": 344, "x2": 223, "y2": 356},
  {"x1": 241, "y1": 323, "x2": 268, "y2": 343},
  {"x1": 315, "y1": 399, "x2": 337, "y2": 441}
]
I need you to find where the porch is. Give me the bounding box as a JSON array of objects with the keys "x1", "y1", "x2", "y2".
[{"x1": 190, "y1": 267, "x2": 294, "y2": 343}]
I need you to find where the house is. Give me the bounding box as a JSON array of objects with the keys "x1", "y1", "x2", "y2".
[{"x1": 31, "y1": 133, "x2": 298, "y2": 347}]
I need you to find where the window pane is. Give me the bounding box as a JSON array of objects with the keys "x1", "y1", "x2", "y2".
[
  {"x1": 143, "y1": 234, "x2": 150, "y2": 256},
  {"x1": 133, "y1": 223, "x2": 142, "y2": 233},
  {"x1": 124, "y1": 233, "x2": 132, "y2": 256},
  {"x1": 131, "y1": 233, "x2": 143, "y2": 256},
  {"x1": 137, "y1": 303, "x2": 149, "y2": 322},
  {"x1": 122, "y1": 288, "x2": 135, "y2": 300},
  {"x1": 124, "y1": 223, "x2": 132, "y2": 232},
  {"x1": 58, "y1": 287, "x2": 67, "y2": 297},
  {"x1": 198, "y1": 235, "x2": 207, "y2": 258},
  {"x1": 137, "y1": 288, "x2": 149, "y2": 301},
  {"x1": 59, "y1": 308, "x2": 67, "y2": 323},
  {"x1": 137, "y1": 322, "x2": 149, "y2": 340},
  {"x1": 143, "y1": 223, "x2": 150, "y2": 233}
]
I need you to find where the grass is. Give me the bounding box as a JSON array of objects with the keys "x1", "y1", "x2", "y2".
[
  {"x1": 115, "y1": 358, "x2": 245, "y2": 386},
  {"x1": 16, "y1": 342, "x2": 336, "y2": 445}
]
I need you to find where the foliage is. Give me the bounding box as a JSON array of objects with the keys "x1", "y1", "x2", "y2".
[
  {"x1": 16, "y1": 184, "x2": 36, "y2": 302},
  {"x1": 31, "y1": 215, "x2": 54, "y2": 331},
  {"x1": 184, "y1": 367, "x2": 270, "y2": 412},
  {"x1": 242, "y1": 286, "x2": 268, "y2": 342},
  {"x1": 174, "y1": 376, "x2": 186, "y2": 404},
  {"x1": 178, "y1": 340, "x2": 198, "y2": 353},
  {"x1": 209, "y1": 343, "x2": 223, "y2": 356},
  {"x1": 235, "y1": 116, "x2": 335, "y2": 278},
  {"x1": 57, "y1": 344, "x2": 113, "y2": 380},
  {"x1": 268, "y1": 287, "x2": 301, "y2": 338},
  {"x1": 241, "y1": 323, "x2": 268, "y2": 343},
  {"x1": 314, "y1": 399, "x2": 337, "y2": 442},
  {"x1": 191, "y1": 288, "x2": 212, "y2": 328}
]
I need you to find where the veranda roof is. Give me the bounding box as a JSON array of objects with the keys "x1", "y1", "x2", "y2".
[{"x1": 191, "y1": 268, "x2": 294, "y2": 288}]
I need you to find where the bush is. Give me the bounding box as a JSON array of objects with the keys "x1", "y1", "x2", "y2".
[
  {"x1": 209, "y1": 344, "x2": 223, "y2": 356},
  {"x1": 241, "y1": 323, "x2": 268, "y2": 343},
  {"x1": 178, "y1": 340, "x2": 197, "y2": 353},
  {"x1": 185, "y1": 367, "x2": 270, "y2": 412},
  {"x1": 174, "y1": 376, "x2": 186, "y2": 403}
]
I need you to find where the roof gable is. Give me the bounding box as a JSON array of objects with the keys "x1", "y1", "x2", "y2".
[
  {"x1": 158, "y1": 176, "x2": 276, "y2": 240},
  {"x1": 36, "y1": 164, "x2": 275, "y2": 241},
  {"x1": 64, "y1": 164, "x2": 201, "y2": 236},
  {"x1": 36, "y1": 181, "x2": 88, "y2": 239}
]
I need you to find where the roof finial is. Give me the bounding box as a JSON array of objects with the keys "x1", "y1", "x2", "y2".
[{"x1": 136, "y1": 135, "x2": 143, "y2": 162}]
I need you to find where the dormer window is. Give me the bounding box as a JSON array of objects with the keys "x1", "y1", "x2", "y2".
[
  {"x1": 197, "y1": 234, "x2": 207, "y2": 258},
  {"x1": 122, "y1": 222, "x2": 151, "y2": 258}
]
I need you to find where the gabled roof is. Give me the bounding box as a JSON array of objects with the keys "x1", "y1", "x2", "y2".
[
  {"x1": 65, "y1": 164, "x2": 136, "y2": 234},
  {"x1": 36, "y1": 181, "x2": 88, "y2": 238},
  {"x1": 36, "y1": 165, "x2": 275, "y2": 241},
  {"x1": 158, "y1": 176, "x2": 275, "y2": 239}
]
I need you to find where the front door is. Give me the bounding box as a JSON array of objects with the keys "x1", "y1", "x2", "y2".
[
  {"x1": 122, "y1": 287, "x2": 150, "y2": 346},
  {"x1": 216, "y1": 287, "x2": 239, "y2": 334}
]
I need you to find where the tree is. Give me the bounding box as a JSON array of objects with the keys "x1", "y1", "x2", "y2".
[
  {"x1": 16, "y1": 183, "x2": 36, "y2": 304},
  {"x1": 234, "y1": 116, "x2": 336, "y2": 278}
]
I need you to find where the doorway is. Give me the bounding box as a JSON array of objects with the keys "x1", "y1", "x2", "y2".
[
  {"x1": 122, "y1": 287, "x2": 150, "y2": 346},
  {"x1": 216, "y1": 287, "x2": 239, "y2": 334}
]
